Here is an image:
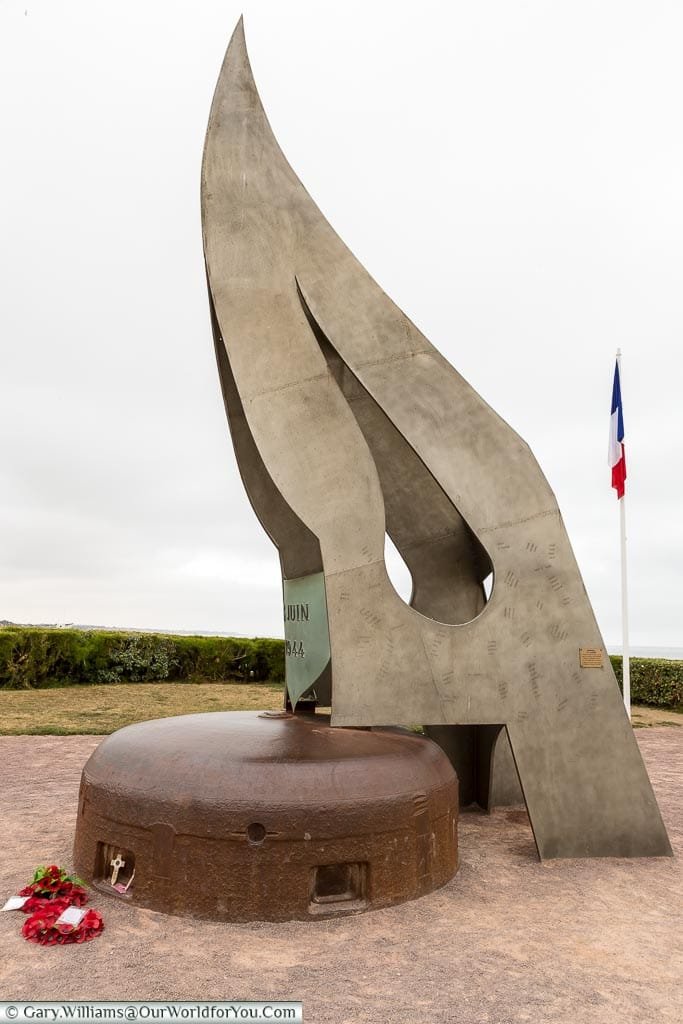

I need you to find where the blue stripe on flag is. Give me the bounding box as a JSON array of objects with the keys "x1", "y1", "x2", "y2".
[{"x1": 611, "y1": 361, "x2": 624, "y2": 442}]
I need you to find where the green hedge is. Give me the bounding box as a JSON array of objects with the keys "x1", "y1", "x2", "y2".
[
  {"x1": 1, "y1": 628, "x2": 680, "y2": 707},
  {"x1": 0, "y1": 627, "x2": 285, "y2": 689},
  {"x1": 609, "y1": 656, "x2": 683, "y2": 708}
]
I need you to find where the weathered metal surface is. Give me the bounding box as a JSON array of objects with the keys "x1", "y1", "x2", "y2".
[
  {"x1": 201, "y1": 19, "x2": 671, "y2": 858},
  {"x1": 73, "y1": 711, "x2": 458, "y2": 921}
]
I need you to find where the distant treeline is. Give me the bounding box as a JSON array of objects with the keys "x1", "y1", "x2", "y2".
[
  {"x1": 0, "y1": 627, "x2": 680, "y2": 707},
  {"x1": 0, "y1": 627, "x2": 284, "y2": 689}
]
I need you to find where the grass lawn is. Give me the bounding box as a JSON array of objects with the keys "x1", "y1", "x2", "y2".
[
  {"x1": 0, "y1": 682, "x2": 284, "y2": 735},
  {"x1": 0, "y1": 683, "x2": 680, "y2": 735},
  {"x1": 630, "y1": 704, "x2": 683, "y2": 728}
]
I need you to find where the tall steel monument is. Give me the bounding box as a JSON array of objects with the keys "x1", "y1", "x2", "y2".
[{"x1": 201, "y1": 19, "x2": 670, "y2": 861}]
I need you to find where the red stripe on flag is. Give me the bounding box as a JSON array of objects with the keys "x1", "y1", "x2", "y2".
[{"x1": 612, "y1": 446, "x2": 627, "y2": 499}]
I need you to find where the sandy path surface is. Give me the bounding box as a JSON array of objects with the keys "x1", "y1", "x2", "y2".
[{"x1": 0, "y1": 730, "x2": 680, "y2": 1023}]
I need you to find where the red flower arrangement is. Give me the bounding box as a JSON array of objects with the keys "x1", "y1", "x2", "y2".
[
  {"x1": 11, "y1": 865, "x2": 104, "y2": 946},
  {"x1": 21, "y1": 905, "x2": 104, "y2": 946},
  {"x1": 19, "y1": 865, "x2": 89, "y2": 914}
]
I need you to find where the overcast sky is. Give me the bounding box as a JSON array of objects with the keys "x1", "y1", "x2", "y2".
[{"x1": 0, "y1": 1, "x2": 681, "y2": 647}]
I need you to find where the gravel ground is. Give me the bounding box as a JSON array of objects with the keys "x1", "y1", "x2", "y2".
[{"x1": 0, "y1": 729, "x2": 680, "y2": 1023}]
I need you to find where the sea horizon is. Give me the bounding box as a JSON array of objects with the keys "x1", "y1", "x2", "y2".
[{"x1": 606, "y1": 645, "x2": 683, "y2": 660}]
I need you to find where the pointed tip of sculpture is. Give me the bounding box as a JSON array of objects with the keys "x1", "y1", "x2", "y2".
[
  {"x1": 231, "y1": 13, "x2": 246, "y2": 46},
  {"x1": 223, "y1": 13, "x2": 253, "y2": 78}
]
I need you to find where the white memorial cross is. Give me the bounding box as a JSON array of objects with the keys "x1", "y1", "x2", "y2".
[{"x1": 110, "y1": 854, "x2": 126, "y2": 885}]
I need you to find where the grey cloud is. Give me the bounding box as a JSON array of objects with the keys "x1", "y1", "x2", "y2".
[{"x1": 1, "y1": 1, "x2": 680, "y2": 647}]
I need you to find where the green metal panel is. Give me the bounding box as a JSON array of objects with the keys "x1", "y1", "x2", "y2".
[{"x1": 283, "y1": 571, "x2": 331, "y2": 707}]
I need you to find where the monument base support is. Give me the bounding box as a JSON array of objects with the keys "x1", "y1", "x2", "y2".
[
  {"x1": 73, "y1": 711, "x2": 459, "y2": 922},
  {"x1": 425, "y1": 725, "x2": 524, "y2": 810}
]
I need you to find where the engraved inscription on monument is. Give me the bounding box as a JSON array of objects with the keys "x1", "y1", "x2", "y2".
[
  {"x1": 285, "y1": 601, "x2": 309, "y2": 657},
  {"x1": 283, "y1": 572, "x2": 331, "y2": 705}
]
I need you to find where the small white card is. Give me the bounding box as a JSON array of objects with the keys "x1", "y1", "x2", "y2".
[
  {"x1": 54, "y1": 906, "x2": 87, "y2": 927},
  {"x1": 2, "y1": 896, "x2": 28, "y2": 911}
]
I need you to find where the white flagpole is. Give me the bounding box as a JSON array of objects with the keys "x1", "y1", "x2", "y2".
[{"x1": 617, "y1": 348, "x2": 631, "y2": 719}]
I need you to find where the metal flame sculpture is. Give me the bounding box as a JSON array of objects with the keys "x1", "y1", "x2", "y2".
[{"x1": 201, "y1": 19, "x2": 671, "y2": 859}]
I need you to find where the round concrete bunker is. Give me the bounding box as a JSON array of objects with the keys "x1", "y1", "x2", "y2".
[{"x1": 73, "y1": 710, "x2": 459, "y2": 921}]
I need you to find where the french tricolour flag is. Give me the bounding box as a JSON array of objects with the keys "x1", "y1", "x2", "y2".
[{"x1": 608, "y1": 359, "x2": 626, "y2": 499}]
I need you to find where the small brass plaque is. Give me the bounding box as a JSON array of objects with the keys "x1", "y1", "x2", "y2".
[{"x1": 579, "y1": 647, "x2": 604, "y2": 669}]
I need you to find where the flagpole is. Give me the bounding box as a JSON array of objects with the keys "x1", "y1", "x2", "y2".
[{"x1": 617, "y1": 348, "x2": 631, "y2": 719}]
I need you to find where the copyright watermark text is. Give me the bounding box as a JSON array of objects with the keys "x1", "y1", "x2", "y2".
[{"x1": 0, "y1": 1006, "x2": 301, "y2": 1024}]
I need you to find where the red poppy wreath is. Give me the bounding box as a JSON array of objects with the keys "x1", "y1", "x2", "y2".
[{"x1": 10, "y1": 865, "x2": 104, "y2": 945}]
